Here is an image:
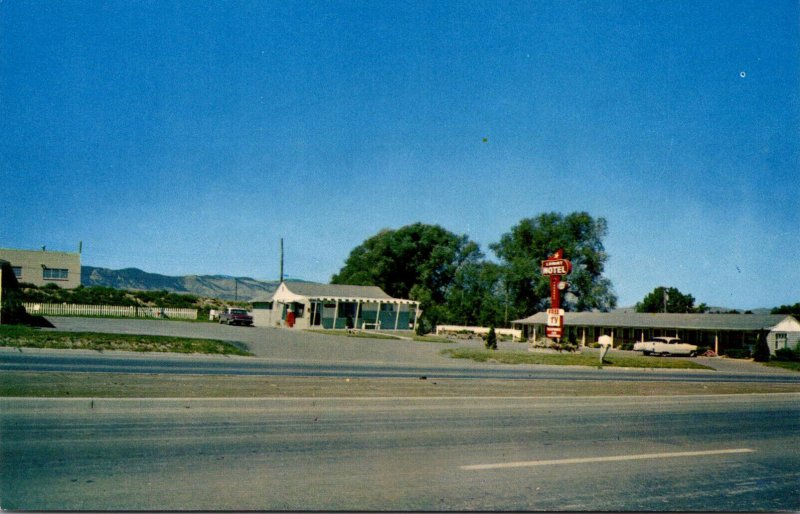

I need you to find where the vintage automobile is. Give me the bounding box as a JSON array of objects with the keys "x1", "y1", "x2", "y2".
[
  {"x1": 633, "y1": 336, "x2": 698, "y2": 357},
  {"x1": 218, "y1": 308, "x2": 254, "y2": 326}
]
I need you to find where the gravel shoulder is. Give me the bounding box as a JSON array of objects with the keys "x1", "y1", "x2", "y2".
[{"x1": 4, "y1": 371, "x2": 800, "y2": 398}]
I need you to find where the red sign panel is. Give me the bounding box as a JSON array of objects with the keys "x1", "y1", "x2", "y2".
[
  {"x1": 546, "y1": 326, "x2": 563, "y2": 338},
  {"x1": 541, "y1": 258, "x2": 572, "y2": 276}
]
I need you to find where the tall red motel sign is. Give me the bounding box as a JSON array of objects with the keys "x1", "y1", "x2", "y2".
[{"x1": 541, "y1": 249, "x2": 572, "y2": 339}]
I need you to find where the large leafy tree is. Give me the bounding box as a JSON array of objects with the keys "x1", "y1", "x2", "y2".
[
  {"x1": 443, "y1": 260, "x2": 506, "y2": 327},
  {"x1": 634, "y1": 286, "x2": 709, "y2": 313},
  {"x1": 331, "y1": 223, "x2": 483, "y2": 326},
  {"x1": 490, "y1": 212, "x2": 617, "y2": 319}
]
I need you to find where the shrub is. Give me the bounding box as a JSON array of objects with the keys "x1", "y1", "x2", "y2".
[
  {"x1": 485, "y1": 326, "x2": 497, "y2": 350},
  {"x1": 724, "y1": 348, "x2": 751, "y2": 359},
  {"x1": 415, "y1": 318, "x2": 429, "y2": 336},
  {"x1": 774, "y1": 348, "x2": 800, "y2": 362},
  {"x1": 753, "y1": 331, "x2": 771, "y2": 362}
]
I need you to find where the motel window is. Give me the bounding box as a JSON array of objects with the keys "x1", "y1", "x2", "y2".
[
  {"x1": 43, "y1": 268, "x2": 69, "y2": 280},
  {"x1": 339, "y1": 302, "x2": 357, "y2": 318},
  {"x1": 12, "y1": 266, "x2": 22, "y2": 278}
]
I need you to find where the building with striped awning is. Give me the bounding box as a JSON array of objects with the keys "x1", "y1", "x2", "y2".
[{"x1": 252, "y1": 282, "x2": 421, "y2": 331}]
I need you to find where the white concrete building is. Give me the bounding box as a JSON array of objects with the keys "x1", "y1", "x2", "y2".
[{"x1": 0, "y1": 247, "x2": 81, "y2": 289}]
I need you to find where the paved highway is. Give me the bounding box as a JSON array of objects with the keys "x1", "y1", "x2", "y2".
[
  {"x1": 2, "y1": 348, "x2": 800, "y2": 384},
  {"x1": 2, "y1": 394, "x2": 798, "y2": 510}
]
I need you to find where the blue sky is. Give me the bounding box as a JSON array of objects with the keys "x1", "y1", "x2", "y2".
[{"x1": 1, "y1": 0, "x2": 798, "y2": 309}]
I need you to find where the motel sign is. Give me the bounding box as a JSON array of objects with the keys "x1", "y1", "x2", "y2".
[{"x1": 541, "y1": 249, "x2": 571, "y2": 339}]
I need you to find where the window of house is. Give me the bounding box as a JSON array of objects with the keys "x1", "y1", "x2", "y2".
[
  {"x1": 12, "y1": 266, "x2": 22, "y2": 278},
  {"x1": 338, "y1": 302, "x2": 357, "y2": 318},
  {"x1": 776, "y1": 333, "x2": 788, "y2": 350},
  {"x1": 43, "y1": 268, "x2": 69, "y2": 280}
]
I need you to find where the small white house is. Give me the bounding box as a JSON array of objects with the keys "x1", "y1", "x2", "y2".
[
  {"x1": 252, "y1": 282, "x2": 421, "y2": 331},
  {"x1": 769, "y1": 315, "x2": 800, "y2": 354}
]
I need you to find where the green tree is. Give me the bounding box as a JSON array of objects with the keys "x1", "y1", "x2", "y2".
[
  {"x1": 490, "y1": 212, "x2": 617, "y2": 320},
  {"x1": 443, "y1": 260, "x2": 505, "y2": 327},
  {"x1": 772, "y1": 303, "x2": 800, "y2": 318},
  {"x1": 331, "y1": 223, "x2": 483, "y2": 326},
  {"x1": 635, "y1": 286, "x2": 709, "y2": 313}
]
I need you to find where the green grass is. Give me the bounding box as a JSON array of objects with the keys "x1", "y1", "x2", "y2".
[
  {"x1": 305, "y1": 329, "x2": 402, "y2": 340},
  {"x1": 411, "y1": 335, "x2": 456, "y2": 343},
  {"x1": 764, "y1": 360, "x2": 800, "y2": 372},
  {"x1": 441, "y1": 348, "x2": 713, "y2": 370},
  {"x1": 0, "y1": 325, "x2": 251, "y2": 355}
]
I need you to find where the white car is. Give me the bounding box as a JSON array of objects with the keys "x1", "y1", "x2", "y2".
[{"x1": 633, "y1": 336, "x2": 698, "y2": 357}]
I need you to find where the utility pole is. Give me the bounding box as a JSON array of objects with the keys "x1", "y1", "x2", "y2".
[{"x1": 280, "y1": 238, "x2": 284, "y2": 283}]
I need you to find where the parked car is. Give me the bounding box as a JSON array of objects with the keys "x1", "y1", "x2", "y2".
[
  {"x1": 633, "y1": 336, "x2": 697, "y2": 357},
  {"x1": 219, "y1": 308, "x2": 253, "y2": 326}
]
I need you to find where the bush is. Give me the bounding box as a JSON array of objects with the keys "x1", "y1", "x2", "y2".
[
  {"x1": 724, "y1": 348, "x2": 751, "y2": 359},
  {"x1": 415, "y1": 318, "x2": 429, "y2": 336},
  {"x1": 485, "y1": 326, "x2": 497, "y2": 350},
  {"x1": 753, "y1": 331, "x2": 771, "y2": 362},
  {"x1": 774, "y1": 348, "x2": 800, "y2": 362}
]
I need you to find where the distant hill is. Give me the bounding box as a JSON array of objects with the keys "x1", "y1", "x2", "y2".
[{"x1": 81, "y1": 266, "x2": 283, "y2": 302}]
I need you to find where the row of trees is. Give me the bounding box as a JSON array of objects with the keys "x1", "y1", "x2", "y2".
[
  {"x1": 331, "y1": 212, "x2": 618, "y2": 329},
  {"x1": 634, "y1": 286, "x2": 709, "y2": 314}
]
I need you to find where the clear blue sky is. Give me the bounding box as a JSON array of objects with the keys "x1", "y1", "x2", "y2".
[{"x1": 1, "y1": 0, "x2": 798, "y2": 309}]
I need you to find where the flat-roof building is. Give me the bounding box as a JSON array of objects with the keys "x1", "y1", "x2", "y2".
[{"x1": 0, "y1": 247, "x2": 81, "y2": 289}]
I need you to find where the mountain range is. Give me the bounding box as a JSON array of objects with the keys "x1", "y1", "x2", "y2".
[{"x1": 81, "y1": 266, "x2": 282, "y2": 301}]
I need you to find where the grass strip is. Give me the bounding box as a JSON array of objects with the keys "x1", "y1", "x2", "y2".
[
  {"x1": 411, "y1": 335, "x2": 456, "y2": 343},
  {"x1": 305, "y1": 329, "x2": 401, "y2": 340},
  {"x1": 0, "y1": 325, "x2": 251, "y2": 355},
  {"x1": 764, "y1": 360, "x2": 800, "y2": 372},
  {"x1": 441, "y1": 348, "x2": 713, "y2": 370}
]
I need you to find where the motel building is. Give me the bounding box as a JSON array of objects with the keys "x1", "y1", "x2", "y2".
[
  {"x1": 252, "y1": 282, "x2": 421, "y2": 331},
  {"x1": 512, "y1": 311, "x2": 800, "y2": 356}
]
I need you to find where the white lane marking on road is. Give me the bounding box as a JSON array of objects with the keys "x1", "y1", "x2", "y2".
[{"x1": 460, "y1": 448, "x2": 755, "y2": 470}]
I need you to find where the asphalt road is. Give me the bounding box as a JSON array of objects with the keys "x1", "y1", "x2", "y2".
[
  {"x1": 3, "y1": 348, "x2": 800, "y2": 384},
  {"x1": 2, "y1": 394, "x2": 798, "y2": 510}
]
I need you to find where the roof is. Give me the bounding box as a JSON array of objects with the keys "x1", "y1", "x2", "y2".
[
  {"x1": 252, "y1": 282, "x2": 418, "y2": 304},
  {"x1": 284, "y1": 282, "x2": 395, "y2": 300},
  {"x1": 512, "y1": 311, "x2": 798, "y2": 331}
]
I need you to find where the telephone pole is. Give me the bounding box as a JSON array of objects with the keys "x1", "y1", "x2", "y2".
[{"x1": 280, "y1": 238, "x2": 284, "y2": 283}]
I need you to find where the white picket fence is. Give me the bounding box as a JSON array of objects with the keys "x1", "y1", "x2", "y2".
[{"x1": 23, "y1": 303, "x2": 198, "y2": 320}]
